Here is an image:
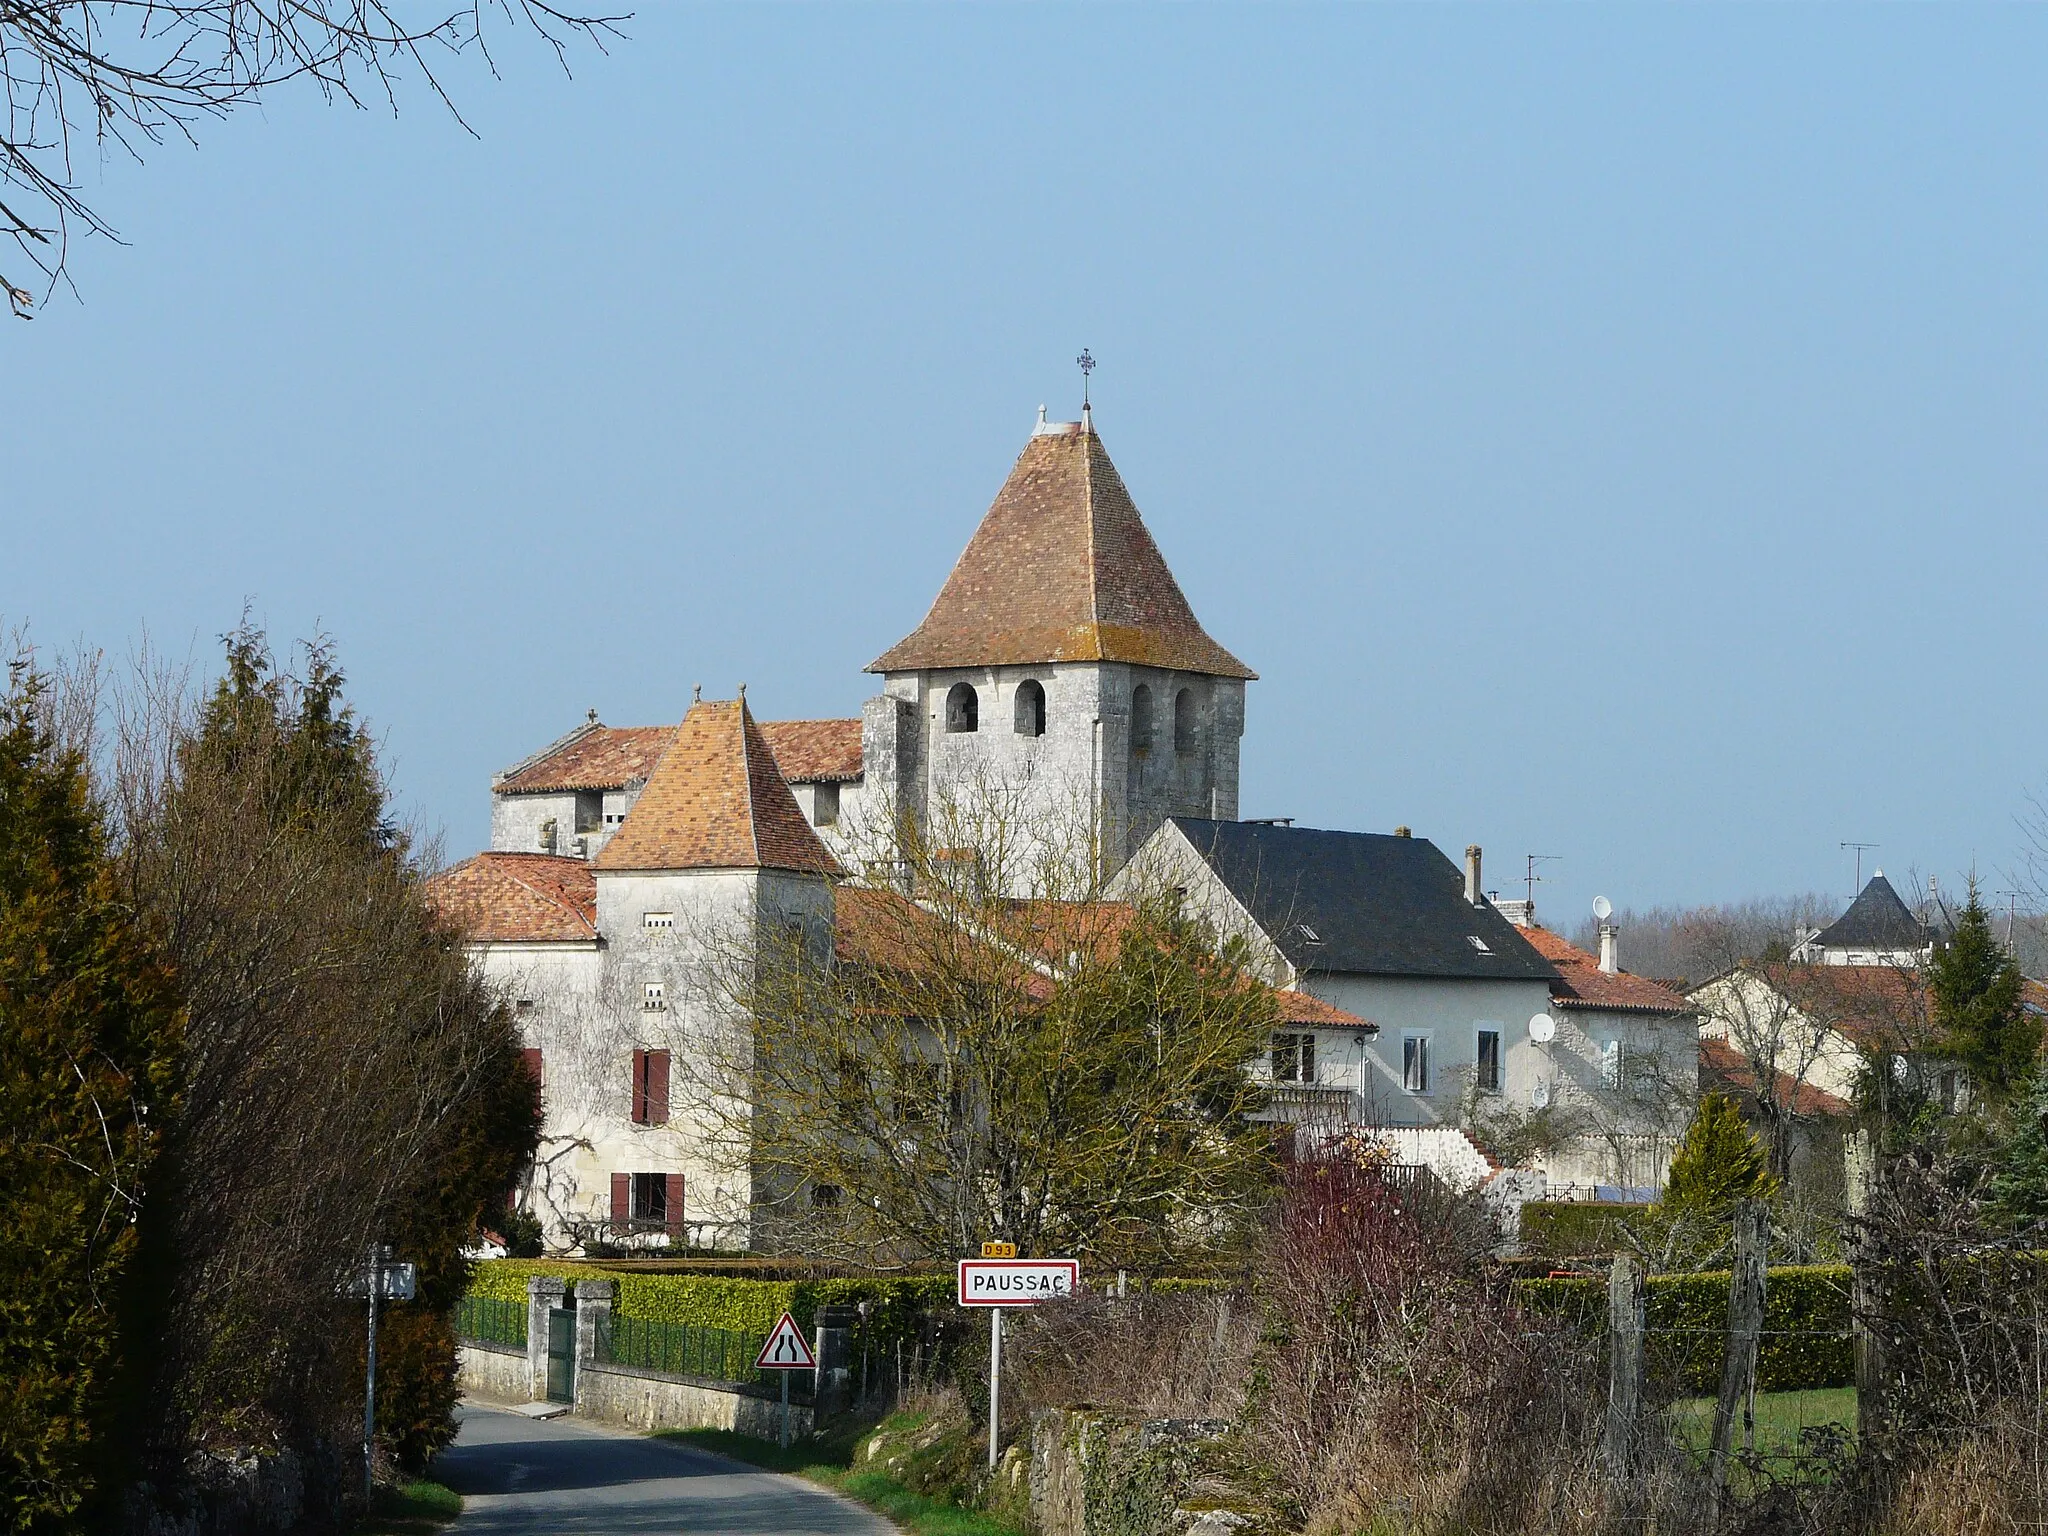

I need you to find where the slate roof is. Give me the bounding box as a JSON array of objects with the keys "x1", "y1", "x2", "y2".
[
  {"x1": 868, "y1": 420, "x2": 1254, "y2": 679},
  {"x1": 1168, "y1": 819, "x2": 1558, "y2": 982},
  {"x1": 496, "y1": 718, "x2": 863, "y2": 793},
  {"x1": 1812, "y1": 874, "x2": 1933, "y2": 951},
  {"x1": 1519, "y1": 925, "x2": 1695, "y2": 1015},
  {"x1": 593, "y1": 699, "x2": 841, "y2": 876},
  {"x1": 425, "y1": 852, "x2": 598, "y2": 943}
]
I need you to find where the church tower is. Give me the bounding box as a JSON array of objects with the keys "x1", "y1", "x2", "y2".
[{"x1": 859, "y1": 409, "x2": 1254, "y2": 886}]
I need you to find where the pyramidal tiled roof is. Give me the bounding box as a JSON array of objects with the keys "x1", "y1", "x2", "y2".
[
  {"x1": 1812, "y1": 873, "x2": 1931, "y2": 951},
  {"x1": 868, "y1": 418, "x2": 1254, "y2": 679},
  {"x1": 593, "y1": 698, "x2": 840, "y2": 876}
]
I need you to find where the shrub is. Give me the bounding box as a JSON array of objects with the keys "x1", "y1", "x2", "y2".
[{"x1": 1517, "y1": 1201, "x2": 1649, "y2": 1259}]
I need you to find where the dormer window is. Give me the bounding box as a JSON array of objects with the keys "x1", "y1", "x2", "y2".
[
  {"x1": 945, "y1": 682, "x2": 979, "y2": 734},
  {"x1": 1014, "y1": 679, "x2": 1046, "y2": 737}
]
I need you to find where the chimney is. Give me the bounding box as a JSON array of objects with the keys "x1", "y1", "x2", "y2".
[
  {"x1": 1465, "y1": 845, "x2": 1482, "y2": 906},
  {"x1": 1598, "y1": 923, "x2": 1620, "y2": 974}
]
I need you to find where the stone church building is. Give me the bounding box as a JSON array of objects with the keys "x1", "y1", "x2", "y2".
[{"x1": 428, "y1": 406, "x2": 1667, "y2": 1248}]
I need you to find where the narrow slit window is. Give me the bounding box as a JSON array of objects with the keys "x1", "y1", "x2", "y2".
[
  {"x1": 1403, "y1": 1035, "x2": 1430, "y2": 1094},
  {"x1": 1476, "y1": 1029, "x2": 1502, "y2": 1093}
]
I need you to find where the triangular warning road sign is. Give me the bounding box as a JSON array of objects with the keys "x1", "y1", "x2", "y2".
[{"x1": 754, "y1": 1311, "x2": 816, "y2": 1371}]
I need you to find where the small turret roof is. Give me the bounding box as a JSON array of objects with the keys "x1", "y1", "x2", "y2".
[
  {"x1": 868, "y1": 419, "x2": 1254, "y2": 679},
  {"x1": 593, "y1": 698, "x2": 840, "y2": 876},
  {"x1": 1812, "y1": 873, "x2": 1931, "y2": 951}
]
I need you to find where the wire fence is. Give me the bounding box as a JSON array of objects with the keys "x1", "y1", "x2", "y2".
[{"x1": 455, "y1": 1294, "x2": 527, "y2": 1349}]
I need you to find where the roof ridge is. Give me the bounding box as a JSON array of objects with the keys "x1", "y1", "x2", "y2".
[{"x1": 739, "y1": 699, "x2": 763, "y2": 866}]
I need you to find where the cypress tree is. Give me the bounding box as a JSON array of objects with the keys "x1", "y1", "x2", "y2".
[
  {"x1": 1661, "y1": 1093, "x2": 1778, "y2": 1222},
  {"x1": 0, "y1": 664, "x2": 183, "y2": 1533},
  {"x1": 1927, "y1": 892, "x2": 2037, "y2": 1103}
]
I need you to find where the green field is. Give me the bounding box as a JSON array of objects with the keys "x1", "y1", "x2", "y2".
[{"x1": 1667, "y1": 1387, "x2": 1858, "y2": 1469}]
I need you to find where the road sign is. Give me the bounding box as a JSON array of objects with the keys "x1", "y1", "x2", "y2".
[
  {"x1": 341, "y1": 1262, "x2": 416, "y2": 1301},
  {"x1": 957, "y1": 1258, "x2": 1079, "y2": 1307},
  {"x1": 754, "y1": 1311, "x2": 816, "y2": 1371},
  {"x1": 980, "y1": 1240, "x2": 1017, "y2": 1258}
]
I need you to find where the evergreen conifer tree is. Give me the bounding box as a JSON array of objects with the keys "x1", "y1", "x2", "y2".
[
  {"x1": 0, "y1": 663, "x2": 183, "y2": 1533},
  {"x1": 1661, "y1": 1093, "x2": 1778, "y2": 1221},
  {"x1": 1927, "y1": 891, "x2": 2038, "y2": 1102}
]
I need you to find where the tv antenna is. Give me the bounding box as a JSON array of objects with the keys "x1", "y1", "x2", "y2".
[
  {"x1": 1998, "y1": 889, "x2": 2025, "y2": 947},
  {"x1": 1524, "y1": 853, "x2": 1561, "y2": 906},
  {"x1": 1841, "y1": 841, "x2": 1878, "y2": 893},
  {"x1": 1077, "y1": 348, "x2": 1095, "y2": 410}
]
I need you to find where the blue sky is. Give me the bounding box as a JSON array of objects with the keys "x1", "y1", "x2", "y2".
[{"x1": 5, "y1": 5, "x2": 2045, "y2": 927}]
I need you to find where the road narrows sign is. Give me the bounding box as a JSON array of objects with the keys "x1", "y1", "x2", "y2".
[
  {"x1": 957, "y1": 1258, "x2": 1080, "y2": 1307},
  {"x1": 754, "y1": 1311, "x2": 816, "y2": 1371}
]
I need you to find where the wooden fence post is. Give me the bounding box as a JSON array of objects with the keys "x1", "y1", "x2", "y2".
[
  {"x1": 1708, "y1": 1199, "x2": 1769, "y2": 1514},
  {"x1": 1605, "y1": 1251, "x2": 1646, "y2": 1482}
]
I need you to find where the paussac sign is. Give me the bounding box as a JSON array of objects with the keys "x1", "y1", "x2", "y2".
[{"x1": 956, "y1": 1258, "x2": 1080, "y2": 1307}]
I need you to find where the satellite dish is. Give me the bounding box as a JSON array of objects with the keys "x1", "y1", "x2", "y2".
[
  {"x1": 1529, "y1": 1012, "x2": 1556, "y2": 1044},
  {"x1": 1592, "y1": 895, "x2": 1613, "y2": 921}
]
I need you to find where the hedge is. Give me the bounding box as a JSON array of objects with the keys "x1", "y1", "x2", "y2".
[
  {"x1": 1515, "y1": 1264, "x2": 1853, "y2": 1393},
  {"x1": 1517, "y1": 1201, "x2": 1651, "y2": 1259}
]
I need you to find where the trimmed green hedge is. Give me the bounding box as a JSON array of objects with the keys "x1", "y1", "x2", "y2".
[
  {"x1": 1516, "y1": 1264, "x2": 1853, "y2": 1392},
  {"x1": 465, "y1": 1262, "x2": 956, "y2": 1354},
  {"x1": 1517, "y1": 1201, "x2": 1651, "y2": 1258}
]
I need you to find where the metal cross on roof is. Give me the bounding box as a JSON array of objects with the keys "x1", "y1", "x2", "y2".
[{"x1": 1077, "y1": 348, "x2": 1094, "y2": 408}]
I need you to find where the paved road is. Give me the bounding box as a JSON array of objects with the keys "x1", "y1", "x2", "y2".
[{"x1": 439, "y1": 1402, "x2": 894, "y2": 1535}]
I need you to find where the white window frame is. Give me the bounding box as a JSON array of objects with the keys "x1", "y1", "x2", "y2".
[
  {"x1": 643, "y1": 911, "x2": 675, "y2": 931},
  {"x1": 643, "y1": 981, "x2": 667, "y2": 1012},
  {"x1": 1599, "y1": 1037, "x2": 1622, "y2": 1090},
  {"x1": 1271, "y1": 1031, "x2": 1317, "y2": 1085},
  {"x1": 1402, "y1": 1032, "x2": 1431, "y2": 1095}
]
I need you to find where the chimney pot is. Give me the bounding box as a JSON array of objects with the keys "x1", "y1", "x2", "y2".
[
  {"x1": 1464, "y1": 845, "x2": 1483, "y2": 906},
  {"x1": 1598, "y1": 923, "x2": 1620, "y2": 974}
]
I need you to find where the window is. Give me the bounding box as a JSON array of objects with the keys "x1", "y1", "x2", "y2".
[
  {"x1": 643, "y1": 911, "x2": 674, "y2": 931},
  {"x1": 1014, "y1": 679, "x2": 1046, "y2": 737},
  {"x1": 1173, "y1": 688, "x2": 1197, "y2": 755},
  {"x1": 810, "y1": 1184, "x2": 843, "y2": 1210},
  {"x1": 643, "y1": 981, "x2": 667, "y2": 1010},
  {"x1": 631, "y1": 1048, "x2": 671, "y2": 1125},
  {"x1": 515, "y1": 997, "x2": 535, "y2": 1014},
  {"x1": 1402, "y1": 1034, "x2": 1431, "y2": 1094},
  {"x1": 574, "y1": 791, "x2": 603, "y2": 834},
  {"x1": 811, "y1": 781, "x2": 840, "y2": 826},
  {"x1": 1466, "y1": 935, "x2": 1492, "y2": 953},
  {"x1": 1130, "y1": 684, "x2": 1155, "y2": 753},
  {"x1": 520, "y1": 1047, "x2": 544, "y2": 1087},
  {"x1": 945, "y1": 682, "x2": 979, "y2": 733},
  {"x1": 1292, "y1": 922, "x2": 1323, "y2": 945},
  {"x1": 897, "y1": 1059, "x2": 944, "y2": 1121},
  {"x1": 612, "y1": 1171, "x2": 683, "y2": 1232},
  {"x1": 1476, "y1": 1029, "x2": 1502, "y2": 1093},
  {"x1": 1271, "y1": 1032, "x2": 1316, "y2": 1084},
  {"x1": 1600, "y1": 1038, "x2": 1623, "y2": 1091}
]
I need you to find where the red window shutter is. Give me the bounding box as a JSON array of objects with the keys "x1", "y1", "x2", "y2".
[
  {"x1": 611, "y1": 1171, "x2": 630, "y2": 1222},
  {"x1": 664, "y1": 1173, "x2": 685, "y2": 1239},
  {"x1": 631, "y1": 1048, "x2": 648, "y2": 1124},
  {"x1": 648, "y1": 1050, "x2": 671, "y2": 1126},
  {"x1": 520, "y1": 1048, "x2": 543, "y2": 1087}
]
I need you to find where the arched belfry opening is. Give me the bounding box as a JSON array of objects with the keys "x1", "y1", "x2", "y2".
[
  {"x1": 945, "y1": 682, "x2": 979, "y2": 734},
  {"x1": 1014, "y1": 679, "x2": 1046, "y2": 737},
  {"x1": 1174, "y1": 688, "x2": 1197, "y2": 755},
  {"x1": 1130, "y1": 684, "x2": 1155, "y2": 755}
]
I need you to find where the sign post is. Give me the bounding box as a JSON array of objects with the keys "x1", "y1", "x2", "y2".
[
  {"x1": 754, "y1": 1311, "x2": 816, "y2": 1450},
  {"x1": 959, "y1": 1246, "x2": 1078, "y2": 1471},
  {"x1": 343, "y1": 1247, "x2": 416, "y2": 1505}
]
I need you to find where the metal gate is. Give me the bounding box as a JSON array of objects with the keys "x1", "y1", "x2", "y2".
[{"x1": 546, "y1": 1307, "x2": 576, "y2": 1404}]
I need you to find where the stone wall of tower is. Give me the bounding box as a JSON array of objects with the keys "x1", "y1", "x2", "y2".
[{"x1": 855, "y1": 661, "x2": 1243, "y2": 889}]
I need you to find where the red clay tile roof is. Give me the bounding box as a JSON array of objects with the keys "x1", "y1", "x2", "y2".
[
  {"x1": 1275, "y1": 989, "x2": 1370, "y2": 1027},
  {"x1": 496, "y1": 718, "x2": 863, "y2": 794},
  {"x1": 1699, "y1": 1037, "x2": 1853, "y2": 1118},
  {"x1": 1520, "y1": 925, "x2": 1694, "y2": 1014},
  {"x1": 758, "y1": 720, "x2": 864, "y2": 783},
  {"x1": 593, "y1": 699, "x2": 841, "y2": 876},
  {"x1": 868, "y1": 423, "x2": 1254, "y2": 679},
  {"x1": 426, "y1": 852, "x2": 597, "y2": 943},
  {"x1": 1751, "y1": 963, "x2": 1933, "y2": 1051}
]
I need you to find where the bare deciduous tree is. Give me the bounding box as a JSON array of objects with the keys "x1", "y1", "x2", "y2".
[{"x1": 1, "y1": 1, "x2": 622, "y2": 307}]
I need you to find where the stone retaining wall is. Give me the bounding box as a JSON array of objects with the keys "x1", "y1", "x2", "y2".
[
  {"x1": 456, "y1": 1342, "x2": 532, "y2": 1404},
  {"x1": 575, "y1": 1360, "x2": 814, "y2": 1440}
]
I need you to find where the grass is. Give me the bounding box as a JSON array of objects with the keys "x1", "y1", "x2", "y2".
[
  {"x1": 354, "y1": 1478, "x2": 463, "y2": 1534},
  {"x1": 658, "y1": 1416, "x2": 1024, "y2": 1536},
  {"x1": 1667, "y1": 1387, "x2": 1859, "y2": 1468}
]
